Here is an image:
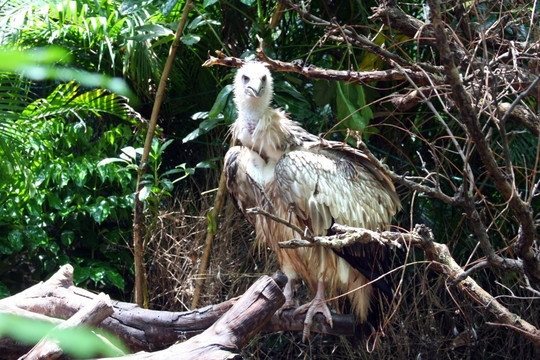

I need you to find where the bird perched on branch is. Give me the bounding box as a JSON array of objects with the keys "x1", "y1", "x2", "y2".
[{"x1": 224, "y1": 61, "x2": 401, "y2": 339}]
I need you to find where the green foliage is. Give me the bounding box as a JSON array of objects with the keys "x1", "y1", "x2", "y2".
[
  {"x1": 99, "y1": 138, "x2": 199, "y2": 207},
  {"x1": 0, "y1": 0, "x2": 536, "y2": 357},
  {"x1": 0, "y1": 0, "x2": 177, "y2": 102},
  {"x1": 0, "y1": 47, "x2": 135, "y2": 100},
  {"x1": 0, "y1": 78, "x2": 138, "y2": 295},
  {"x1": 335, "y1": 81, "x2": 373, "y2": 136}
]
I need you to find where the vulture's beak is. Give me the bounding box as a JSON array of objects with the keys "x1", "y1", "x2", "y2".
[{"x1": 246, "y1": 81, "x2": 265, "y2": 98}]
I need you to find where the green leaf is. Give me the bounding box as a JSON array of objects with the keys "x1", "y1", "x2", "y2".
[
  {"x1": 188, "y1": 14, "x2": 221, "y2": 30},
  {"x1": 119, "y1": 0, "x2": 154, "y2": 15},
  {"x1": 274, "y1": 81, "x2": 312, "y2": 119},
  {"x1": 0, "y1": 313, "x2": 127, "y2": 357},
  {"x1": 97, "y1": 157, "x2": 128, "y2": 166},
  {"x1": 181, "y1": 33, "x2": 201, "y2": 46},
  {"x1": 0, "y1": 47, "x2": 71, "y2": 68},
  {"x1": 105, "y1": 270, "x2": 125, "y2": 291},
  {"x1": 335, "y1": 82, "x2": 373, "y2": 133},
  {"x1": 61, "y1": 231, "x2": 75, "y2": 246},
  {"x1": 196, "y1": 159, "x2": 220, "y2": 169},
  {"x1": 208, "y1": 84, "x2": 234, "y2": 118},
  {"x1": 73, "y1": 265, "x2": 93, "y2": 285},
  {"x1": 159, "y1": 179, "x2": 173, "y2": 192},
  {"x1": 138, "y1": 185, "x2": 151, "y2": 201},
  {"x1": 159, "y1": 138, "x2": 175, "y2": 154},
  {"x1": 89, "y1": 198, "x2": 111, "y2": 224},
  {"x1": 120, "y1": 146, "x2": 141, "y2": 161},
  {"x1": 47, "y1": 192, "x2": 62, "y2": 209},
  {"x1": 25, "y1": 227, "x2": 48, "y2": 249},
  {"x1": 129, "y1": 24, "x2": 174, "y2": 41},
  {"x1": 313, "y1": 80, "x2": 336, "y2": 107},
  {"x1": 0, "y1": 48, "x2": 136, "y2": 101},
  {"x1": 207, "y1": 211, "x2": 217, "y2": 235},
  {"x1": 7, "y1": 230, "x2": 24, "y2": 253},
  {"x1": 183, "y1": 116, "x2": 222, "y2": 143},
  {"x1": 203, "y1": 0, "x2": 219, "y2": 8},
  {"x1": 0, "y1": 282, "x2": 10, "y2": 298}
]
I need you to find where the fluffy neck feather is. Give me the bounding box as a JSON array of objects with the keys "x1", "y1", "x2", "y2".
[{"x1": 232, "y1": 103, "x2": 289, "y2": 162}]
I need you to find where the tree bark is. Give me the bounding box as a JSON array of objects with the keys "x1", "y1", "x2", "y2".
[{"x1": 101, "y1": 273, "x2": 286, "y2": 360}]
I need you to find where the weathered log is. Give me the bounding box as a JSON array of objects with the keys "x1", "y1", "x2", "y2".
[
  {"x1": 19, "y1": 293, "x2": 119, "y2": 360},
  {"x1": 0, "y1": 265, "x2": 236, "y2": 352},
  {"x1": 101, "y1": 273, "x2": 285, "y2": 359},
  {"x1": 0, "y1": 265, "x2": 355, "y2": 359}
]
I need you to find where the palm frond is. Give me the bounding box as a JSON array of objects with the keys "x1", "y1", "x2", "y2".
[{"x1": 20, "y1": 81, "x2": 127, "y2": 122}]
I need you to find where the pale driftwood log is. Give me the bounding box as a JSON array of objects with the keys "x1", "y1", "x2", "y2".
[
  {"x1": 0, "y1": 265, "x2": 355, "y2": 359},
  {"x1": 19, "y1": 293, "x2": 120, "y2": 360},
  {"x1": 101, "y1": 273, "x2": 286, "y2": 359},
  {"x1": 0, "y1": 265, "x2": 236, "y2": 353}
]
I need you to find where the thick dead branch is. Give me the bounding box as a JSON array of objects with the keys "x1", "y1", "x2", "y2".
[
  {"x1": 279, "y1": 225, "x2": 402, "y2": 250},
  {"x1": 498, "y1": 103, "x2": 540, "y2": 137},
  {"x1": 0, "y1": 265, "x2": 234, "y2": 353},
  {"x1": 203, "y1": 48, "x2": 437, "y2": 86},
  {"x1": 280, "y1": 224, "x2": 540, "y2": 347},
  {"x1": 100, "y1": 274, "x2": 285, "y2": 360},
  {"x1": 390, "y1": 86, "x2": 445, "y2": 111}
]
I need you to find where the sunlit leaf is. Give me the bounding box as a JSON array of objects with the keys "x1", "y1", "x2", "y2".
[
  {"x1": 0, "y1": 313, "x2": 127, "y2": 357},
  {"x1": 202, "y1": 0, "x2": 219, "y2": 8},
  {"x1": 335, "y1": 82, "x2": 372, "y2": 134},
  {"x1": 208, "y1": 84, "x2": 234, "y2": 118},
  {"x1": 138, "y1": 185, "x2": 151, "y2": 201},
  {"x1": 183, "y1": 116, "x2": 222, "y2": 143},
  {"x1": 181, "y1": 33, "x2": 201, "y2": 46}
]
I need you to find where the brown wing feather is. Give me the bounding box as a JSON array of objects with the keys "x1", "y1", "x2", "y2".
[
  {"x1": 275, "y1": 142, "x2": 400, "y2": 234},
  {"x1": 274, "y1": 141, "x2": 401, "y2": 297},
  {"x1": 224, "y1": 146, "x2": 276, "y2": 225}
]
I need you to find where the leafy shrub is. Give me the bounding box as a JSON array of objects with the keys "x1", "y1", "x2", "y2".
[{"x1": 0, "y1": 79, "x2": 140, "y2": 298}]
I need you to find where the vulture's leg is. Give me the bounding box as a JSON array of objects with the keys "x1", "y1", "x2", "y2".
[
  {"x1": 278, "y1": 278, "x2": 298, "y2": 315},
  {"x1": 293, "y1": 279, "x2": 333, "y2": 341}
]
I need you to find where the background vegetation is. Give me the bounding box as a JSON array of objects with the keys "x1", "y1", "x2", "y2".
[{"x1": 0, "y1": 0, "x2": 538, "y2": 358}]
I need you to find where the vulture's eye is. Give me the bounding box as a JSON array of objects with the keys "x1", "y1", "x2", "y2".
[
  {"x1": 261, "y1": 75, "x2": 267, "y2": 83},
  {"x1": 242, "y1": 75, "x2": 249, "y2": 84}
]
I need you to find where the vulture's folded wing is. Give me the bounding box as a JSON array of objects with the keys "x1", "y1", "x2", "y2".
[{"x1": 274, "y1": 143, "x2": 401, "y2": 295}]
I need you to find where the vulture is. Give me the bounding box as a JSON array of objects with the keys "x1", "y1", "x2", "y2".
[{"x1": 224, "y1": 61, "x2": 401, "y2": 339}]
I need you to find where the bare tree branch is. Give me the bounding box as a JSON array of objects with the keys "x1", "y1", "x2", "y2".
[
  {"x1": 202, "y1": 49, "x2": 438, "y2": 86},
  {"x1": 280, "y1": 224, "x2": 540, "y2": 346},
  {"x1": 427, "y1": 0, "x2": 540, "y2": 286}
]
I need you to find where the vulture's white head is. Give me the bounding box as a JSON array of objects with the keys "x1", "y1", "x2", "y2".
[{"x1": 233, "y1": 62, "x2": 273, "y2": 115}]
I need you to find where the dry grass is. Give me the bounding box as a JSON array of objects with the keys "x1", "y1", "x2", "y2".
[{"x1": 143, "y1": 170, "x2": 539, "y2": 359}]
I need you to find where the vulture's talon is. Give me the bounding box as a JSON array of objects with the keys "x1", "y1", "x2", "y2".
[
  {"x1": 294, "y1": 299, "x2": 333, "y2": 341},
  {"x1": 277, "y1": 298, "x2": 299, "y2": 316},
  {"x1": 293, "y1": 279, "x2": 333, "y2": 341}
]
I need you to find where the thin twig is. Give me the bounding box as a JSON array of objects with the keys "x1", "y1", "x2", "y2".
[{"x1": 246, "y1": 207, "x2": 312, "y2": 239}]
